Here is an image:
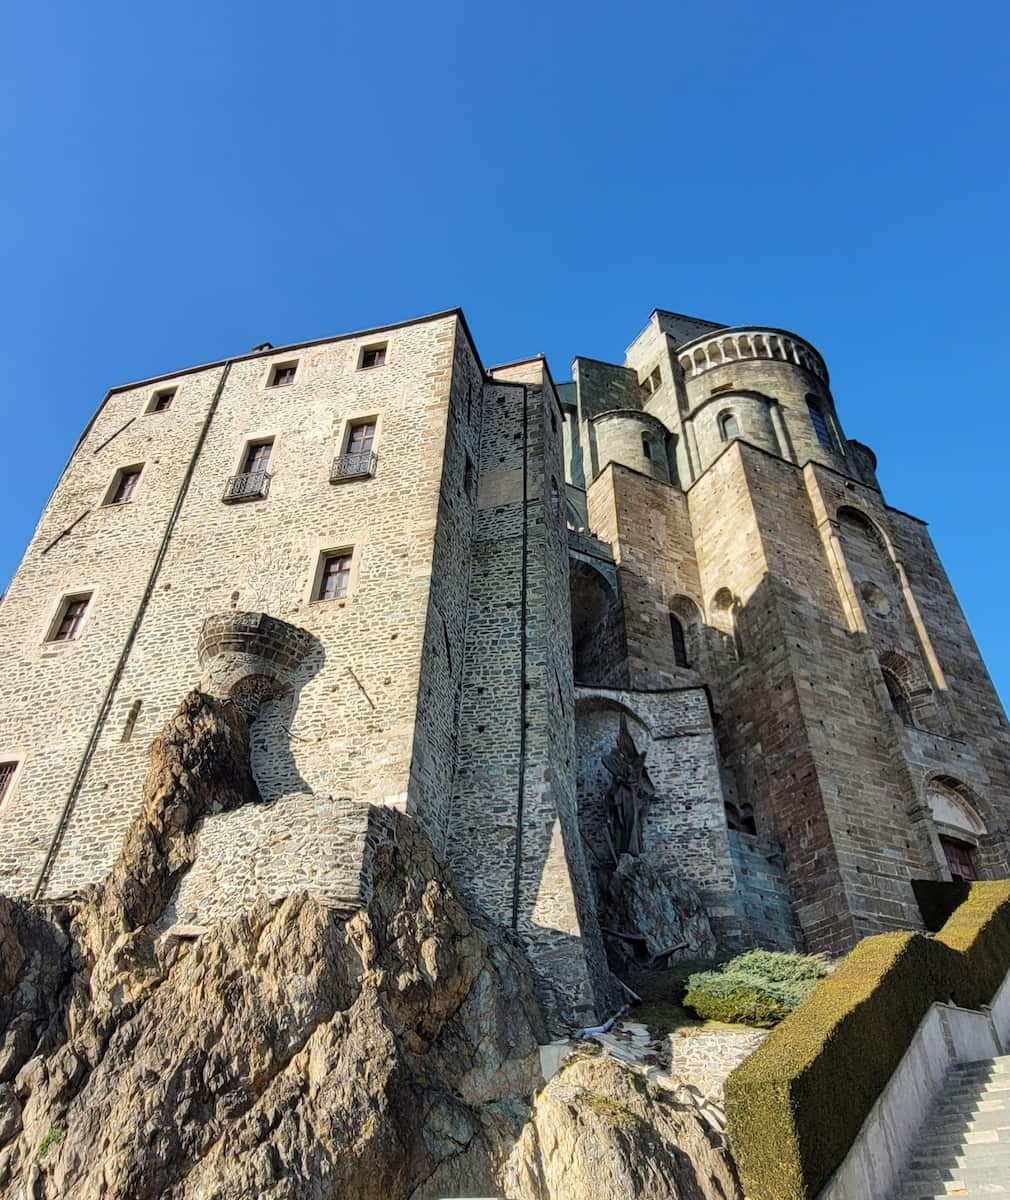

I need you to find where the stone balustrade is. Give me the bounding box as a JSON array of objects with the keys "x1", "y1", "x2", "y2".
[{"x1": 677, "y1": 327, "x2": 828, "y2": 384}]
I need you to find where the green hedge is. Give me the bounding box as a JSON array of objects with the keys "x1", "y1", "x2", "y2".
[
  {"x1": 684, "y1": 950, "x2": 828, "y2": 1026},
  {"x1": 724, "y1": 881, "x2": 1010, "y2": 1200}
]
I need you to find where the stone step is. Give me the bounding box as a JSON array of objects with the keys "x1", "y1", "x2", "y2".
[
  {"x1": 902, "y1": 1165, "x2": 1010, "y2": 1187},
  {"x1": 930, "y1": 1102, "x2": 1010, "y2": 1119},
  {"x1": 902, "y1": 1185, "x2": 1007, "y2": 1195},
  {"x1": 908, "y1": 1146, "x2": 1010, "y2": 1168}
]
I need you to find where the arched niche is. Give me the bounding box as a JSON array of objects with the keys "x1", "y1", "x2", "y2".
[
  {"x1": 574, "y1": 694, "x2": 652, "y2": 868},
  {"x1": 927, "y1": 775, "x2": 987, "y2": 881},
  {"x1": 569, "y1": 560, "x2": 629, "y2": 687},
  {"x1": 668, "y1": 594, "x2": 703, "y2": 670}
]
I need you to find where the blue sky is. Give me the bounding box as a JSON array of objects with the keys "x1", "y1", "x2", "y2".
[{"x1": 2, "y1": 0, "x2": 1008, "y2": 700}]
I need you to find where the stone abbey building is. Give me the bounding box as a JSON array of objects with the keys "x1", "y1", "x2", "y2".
[{"x1": 1, "y1": 305, "x2": 1008, "y2": 1013}]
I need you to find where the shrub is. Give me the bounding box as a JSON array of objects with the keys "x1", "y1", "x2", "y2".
[{"x1": 683, "y1": 950, "x2": 828, "y2": 1027}]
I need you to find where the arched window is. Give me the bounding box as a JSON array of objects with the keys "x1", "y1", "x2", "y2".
[
  {"x1": 806, "y1": 398, "x2": 835, "y2": 450},
  {"x1": 882, "y1": 667, "x2": 914, "y2": 727},
  {"x1": 641, "y1": 433, "x2": 653, "y2": 461},
  {"x1": 670, "y1": 614, "x2": 689, "y2": 667},
  {"x1": 719, "y1": 411, "x2": 739, "y2": 442}
]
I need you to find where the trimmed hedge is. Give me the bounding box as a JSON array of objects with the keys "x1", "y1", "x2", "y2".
[
  {"x1": 724, "y1": 881, "x2": 1010, "y2": 1200},
  {"x1": 684, "y1": 951, "x2": 828, "y2": 1026}
]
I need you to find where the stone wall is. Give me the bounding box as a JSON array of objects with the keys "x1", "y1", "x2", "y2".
[
  {"x1": 446, "y1": 365, "x2": 613, "y2": 1015},
  {"x1": 0, "y1": 312, "x2": 464, "y2": 900},
  {"x1": 574, "y1": 685, "x2": 738, "y2": 945}
]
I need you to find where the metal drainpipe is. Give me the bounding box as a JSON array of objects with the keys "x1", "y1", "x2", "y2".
[
  {"x1": 32, "y1": 361, "x2": 234, "y2": 899},
  {"x1": 511, "y1": 383, "x2": 529, "y2": 930}
]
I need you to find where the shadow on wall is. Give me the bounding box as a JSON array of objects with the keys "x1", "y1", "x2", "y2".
[
  {"x1": 570, "y1": 559, "x2": 629, "y2": 687},
  {"x1": 247, "y1": 634, "x2": 326, "y2": 802}
]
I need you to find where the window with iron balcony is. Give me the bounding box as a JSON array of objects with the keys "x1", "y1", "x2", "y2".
[
  {"x1": 224, "y1": 440, "x2": 273, "y2": 501},
  {"x1": 331, "y1": 421, "x2": 377, "y2": 482}
]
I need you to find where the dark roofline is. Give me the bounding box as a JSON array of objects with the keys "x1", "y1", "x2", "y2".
[{"x1": 106, "y1": 306, "x2": 482, "y2": 395}]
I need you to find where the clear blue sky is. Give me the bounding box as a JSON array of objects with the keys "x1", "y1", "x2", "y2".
[{"x1": 2, "y1": 1, "x2": 1008, "y2": 701}]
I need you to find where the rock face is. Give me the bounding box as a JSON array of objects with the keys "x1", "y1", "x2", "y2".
[
  {"x1": 506, "y1": 1054, "x2": 742, "y2": 1200},
  {"x1": 601, "y1": 852, "x2": 718, "y2": 970},
  {"x1": 0, "y1": 691, "x2": 741, "y2": 1199}
]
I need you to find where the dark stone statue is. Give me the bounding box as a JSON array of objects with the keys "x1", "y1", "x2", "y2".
[{"x1": 602, "y1": 716, "x2": 655, "y2": 864}]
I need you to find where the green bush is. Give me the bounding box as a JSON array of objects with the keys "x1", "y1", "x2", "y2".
[
  {"x1": 683, "y1": 950, "x2": 828, "y2": 1027},
  {"x1": 724, "y1": 881, "x2": 1010, "y2": 1200}
]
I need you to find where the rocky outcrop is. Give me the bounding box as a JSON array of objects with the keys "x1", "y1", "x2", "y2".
[
  {"x1": 506, "y1": 1053, "x2": 741, "y2": 1199},
  {"x1": 602, "y1": 851, "x2": 717, "y2": 970},
  {"x1": 0, "y1": 690, "x2": 741, "y2": 1199}
]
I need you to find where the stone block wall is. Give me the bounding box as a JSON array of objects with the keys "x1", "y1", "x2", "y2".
[
  {"x1": 574, "y1": 685, "x2": 739, "y2": 945},
  {"x1": 0, "y1": 312, "x2": 465, "y2": 901}
]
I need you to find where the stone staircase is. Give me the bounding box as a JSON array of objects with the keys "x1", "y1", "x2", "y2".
[{"x1": 895, "y1": 1055, "x2": 1010, "y2": 1198}]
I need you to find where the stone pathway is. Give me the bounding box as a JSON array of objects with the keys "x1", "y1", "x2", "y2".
[{"x1": 894, "y1": 1054, "x2": 1010, "y2": 1198}]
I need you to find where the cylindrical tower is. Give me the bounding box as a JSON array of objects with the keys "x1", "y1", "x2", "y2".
[{"x1": 668, "y1": 327, "x2": 849, "y2": 479}]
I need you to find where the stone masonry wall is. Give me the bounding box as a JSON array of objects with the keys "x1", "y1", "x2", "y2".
[
  {"x1": 0, "y1": 313, "x2": 463, "y2": 904},
  {"x1": 574, "y1": 686, "x2": 739, "y2": 945},
  {"x1": 445, "y1": 365, "x2": 613, "y2": 1015}
]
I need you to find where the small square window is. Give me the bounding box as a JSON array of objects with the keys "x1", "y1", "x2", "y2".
[
  {"x1": 49, "y1": 594, "x2": 91, "y2": 642},
  {"x1": 0, "y1": 761, "x2": 17, "y2": 806},
  {"x1": 268, "y1": 362, "x2": 298, "y2": 387},
  {"x1": 316, "y1": 552, "x2": 353, "y2": 602},
  {"x1": 360, "y1": 344, "x2": 387, "y2": 370},
  {"x1": 105, "y1": 465, "x2": 143, "y2": 505},
  {"x1": 149, "y1": 388, "x2": 176, "y2": 413}
]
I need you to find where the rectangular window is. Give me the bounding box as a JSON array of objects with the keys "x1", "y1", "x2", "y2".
[
  {"x1": 316, "y1": 552, "x2": 353, "y2": 601},
  {"x1": 243, "y1": 440, "x2": 273, "y2": 474},
  {"x1": 941, "y1": 836, "x2": 978, "y2": 882},
  {"x1": 50, "y1": 594, "x2": 91, "y2": 642},
  {"x1": 268, "y1": 362, "x2": 297, "y2": 387},
  {"x1": 650, "y1": 366, "x2": 662, "y2": 391},
  {"x1": 347, "y1": 420, "x2": 376, "y2": 455},
  {"x1": 0, "y1": 761, "x2": 16, "y2": 805},
  {"x1": 807, "y1": 400, "x2": 835, "y2": 450},
  {"x1": 360, "y1": 344, "x2": 387, "y2": 369},
  {"x1": 106, "y1": 465, "x2": 142, "y2": 505},
  {"x1": 150, "y1": 388, "x2": 176, "y2": 412}
]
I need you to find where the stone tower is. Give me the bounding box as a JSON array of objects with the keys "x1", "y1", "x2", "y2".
[
  {"x1": 566, "y1": 310, "x2": 1010, "y2": 953},
  {"x1": 0, "y1": 303, "x2": 1007, "y2": 1020}
]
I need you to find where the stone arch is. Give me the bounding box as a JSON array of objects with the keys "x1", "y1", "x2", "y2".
[
  {"x1": 838, "y1": 505, "x2": 891, "y2": 556},
  {"x1": 668, "y1": 594, "x2": 702, "y2": 670},
  {"x1": 880, "y1": 664, "x2": 914, "y2": 726},
  {"x1": 879, "y1": 649, "x2": 931, "y2": 709},
  {"x1": 574, "y1": 692, "x2": 653, "y2": 869},
  {"x1": 569, "y1": 560, "x2": 628, "y2": 687},
  {"x1": 709, "y1": 587, "x2": 736, "y2": 634},
  {"x1": 926, "y1": 774, "x2": 989, "y2": 881},
  {"x1": 718, "y1": 410, "x2": 739, "y2": 441}
]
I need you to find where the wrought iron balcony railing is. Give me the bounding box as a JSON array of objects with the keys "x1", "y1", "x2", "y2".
[
  {"x1": 330, "y1": 450, "x2": 377, "y2": 483},
  {"x1": 223, "y1": 470, "x2": 270, "y2": 502}
]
